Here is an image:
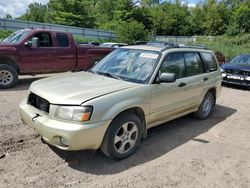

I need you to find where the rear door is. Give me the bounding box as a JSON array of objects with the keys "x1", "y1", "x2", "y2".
[
  {"x1": 149, "y1": 51, "x2": 206, "y2": 127},
  {"x1": 47, "y1": 32, "x2": 76, "y2": 72}
]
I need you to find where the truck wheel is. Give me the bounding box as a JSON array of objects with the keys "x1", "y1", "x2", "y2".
[
  {"x1": 194, "y1": 92, "x2": 215, "y2": 120},
  {"x1": 0, "y1": 64, "x2": 18, "y2": 89},
  {"x1": 101, "y1": 112, "x2": 142, "y2": 160}
]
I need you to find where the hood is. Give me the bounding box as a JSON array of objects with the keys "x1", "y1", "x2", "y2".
[
  {"x1": 0, "y1": 44, "x2": 17, "y2": 53},
  {"x1": 221, "y1": 63, "x2": 250, "y2": 72},
  {"x1": 30, "y1": 72, "x2": 138, "y2": 105}
]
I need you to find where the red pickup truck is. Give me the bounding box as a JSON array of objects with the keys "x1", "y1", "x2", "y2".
[{"x1": 0, "y1": 29, "x2": 113, "y2": 89}]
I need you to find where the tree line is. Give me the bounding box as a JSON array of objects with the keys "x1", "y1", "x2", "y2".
[{"x1": 3, "y1": 0, "x2": 250, "y2": 43}]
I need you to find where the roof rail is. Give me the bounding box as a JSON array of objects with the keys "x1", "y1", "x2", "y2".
[{"x1": 160, "y1": 43, "x2": 209, "y2": 52}]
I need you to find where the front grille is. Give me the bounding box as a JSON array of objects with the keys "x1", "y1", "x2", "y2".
[
  {"x1": 225, "y1": 69, "x2": 249, "y2": 76},
  {"x1": 28, "y1": 93, "x2": 50, "y2": 113}
]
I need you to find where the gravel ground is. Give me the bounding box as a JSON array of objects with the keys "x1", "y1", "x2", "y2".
[{"x1": 0, "y1": 75, "x2": 250, "y2": 188}]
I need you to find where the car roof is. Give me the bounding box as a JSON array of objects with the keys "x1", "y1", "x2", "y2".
[
  {"x1": 102, "y1": 42, "x2": 127, "y2": 45},
  {"x1": 122, "y1": 45, "x2": 164, "y2": 51},
  {"x1": 122, "y1": 44, "x2": 212, "y2": 53}
]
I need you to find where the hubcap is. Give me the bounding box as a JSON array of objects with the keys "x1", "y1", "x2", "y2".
[
  {"x1": 202, "y1": 96, "x2": 212, "y2": 116},
  {"x1": 0, "y1": 70, "x2": 13, "y2": 85},
  {"x1": 114, "y1": 122, "x2": 138, "y2": 154}
]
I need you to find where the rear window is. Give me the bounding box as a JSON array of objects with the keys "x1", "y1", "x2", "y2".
[
  {"x1": 56, "y1": 33, "x2": 69, "y2": 47},
  {"x1": 201, "y1": 52, "x2": 217, "y2": 72}
]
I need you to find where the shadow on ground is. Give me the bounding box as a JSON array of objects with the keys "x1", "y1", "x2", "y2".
[
  {"x1": 222, "y1": 83, "x2": 249, "y2": 91},
  {"x1": 50, "y1": 104, "x2": 236, "y2": 175}
]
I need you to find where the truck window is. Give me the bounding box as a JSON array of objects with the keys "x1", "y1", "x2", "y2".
[
  {"x1": 56, "y1": 33, "x2": 69, "y2": 47},
  {"x1": 27, "y1": 32, "x2": 53, "y2": 47}
]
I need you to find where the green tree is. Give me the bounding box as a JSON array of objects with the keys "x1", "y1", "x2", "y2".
[
  {"x1": 94, "y1": 0, "x2": 119, "y2": 29},
  {"x1": 47, "y1": 0, "x2": 96, "y2": 28},
  {"x1": 19, "y1": 3, "x2": 47, "y2": 22},
  {"x1": 117, "y1": 20, "x2": 149, "y2": 44},
  {"x1": 150, "y1": 3, "x2": 192, "y2": 35},
  {"x1": 232, "y1": 1, "x2": 250, "y2": 33},
  {"x1": 190, "y1": 5, "x2": 206, "y2": 35},
  {"x1": 4, "y1": 14, "x2": 13, "y2": 19},
  {"x1": 202, "y1": 1, "x2": 230, "y2": 35}
]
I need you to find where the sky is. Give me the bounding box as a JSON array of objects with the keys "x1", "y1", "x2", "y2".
[
  {"x1": 0, "y1": 0, "x2": 49, "y2": 18},
  {"x1": 0, "y1": 0, "x2": 200, "y2": 18}
]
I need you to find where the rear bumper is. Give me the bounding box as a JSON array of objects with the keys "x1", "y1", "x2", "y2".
[{"x1": 19, "y1": 99, "x2": 111, "y2": 151}]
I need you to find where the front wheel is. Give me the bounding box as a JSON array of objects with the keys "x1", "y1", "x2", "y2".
[
  {"x1": 194, "y1": 92, "x2": 215, "y2": 120},
  {"x1": 0, "y1": 64, "x2": 18, "y2": 89},
  {"x1": 101, "y1": 113, "x2": 142, "y2": 160}
]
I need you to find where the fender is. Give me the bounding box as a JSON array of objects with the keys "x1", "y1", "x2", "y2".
[{"x1": 0, "y1": 56, "x2": 19, "y2": 73}]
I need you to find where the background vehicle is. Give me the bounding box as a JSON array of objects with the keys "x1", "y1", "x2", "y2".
[
  {"x1": 20, "y1": 44, "x2": 222, "y2": 160},
  {"x1": 221, "y1": 54, "x2": 250, "y2": 88},
  {"x1": 214, "y1": 51, "x2": 226, "y2": 65},
  {"x1": 100, "y1": 42, "x2": 127, "y2": 48},
  {"x1": 0, "y1": 29, "x2": 113, "y2": 89},
  {"x1": 77, "y1": 41, "x2": 100, "y2": 46}
]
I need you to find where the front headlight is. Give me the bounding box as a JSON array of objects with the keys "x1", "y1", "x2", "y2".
[
  {"x1": 220, "y1": 67, "x2": 226, "y2": 77},
  {"x1": 55, "y1": 106, "x2": 93, "y2": 122}
]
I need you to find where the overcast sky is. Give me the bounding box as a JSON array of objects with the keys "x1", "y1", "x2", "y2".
[
  {"x1": 0, "y1": 0, "x2": 49, "y2": 18},
  {"x1": 0, "y1": 0, "x2": 198, "y2": 18}
]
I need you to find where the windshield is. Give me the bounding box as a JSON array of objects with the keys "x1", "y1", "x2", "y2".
[
  {"x1": 1, "y1": 30, "x2": 31, "y2": 44},
  {"x1": 229, "y1": 55, "x2": 250, "y2": 65},
  {"x1": 91, "y1": 48, "x2": 160, "y2": 84}
]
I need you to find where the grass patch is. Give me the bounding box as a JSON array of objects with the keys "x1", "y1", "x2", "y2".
[
  {"x1": 194, "y1": 34, "x2": 250, "y2": 60},
  {"x1": 0, "y1": 30, "x2": 13, "y2": 40}
]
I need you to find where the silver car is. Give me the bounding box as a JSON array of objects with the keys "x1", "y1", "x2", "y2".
[{"x1": 20, "y1": 45, "x2": 222, "y2": 160}]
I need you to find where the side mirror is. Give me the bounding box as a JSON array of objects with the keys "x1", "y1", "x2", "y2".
[
  {"x1": 24, "y1": 37, "x2": 40, "y2": 48},
  {"x1": 159, "y1": 73, "x2": 176, "y2": 83},
  {"x1": 32, "y1": 37, "x2": 40, "y2": 48},
  {"x1": 24, "y1": 41, "x2": 32, "y2": 47}
]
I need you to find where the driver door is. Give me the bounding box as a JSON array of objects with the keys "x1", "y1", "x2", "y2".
[{"x1": 19, "y1": 32, "x2": 53, "y2": 74}]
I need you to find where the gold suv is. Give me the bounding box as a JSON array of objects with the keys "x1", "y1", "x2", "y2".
[{"x1": 20, "y1": 45, "x2": 222, "y2": 160}]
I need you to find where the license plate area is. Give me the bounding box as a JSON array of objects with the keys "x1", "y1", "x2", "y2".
[{"x1": 226, "y1": 75, "x2": 244, "y2": 80}]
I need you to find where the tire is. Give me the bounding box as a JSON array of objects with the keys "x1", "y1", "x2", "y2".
[
  {"x1": 194, "y1": 92, "x2": 215, "y2": 120},
  {"x1": 101, "y1": 112, "x2": 142, "y2": 160},
  {"x1": 0, "y1": 64, "x2": 18, "y2": 89}
]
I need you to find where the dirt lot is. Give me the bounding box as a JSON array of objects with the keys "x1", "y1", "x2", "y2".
[{"x1": 0, "y1": 75, "x2": 250, "y2": 188}]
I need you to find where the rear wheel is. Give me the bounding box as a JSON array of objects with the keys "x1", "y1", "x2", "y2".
[
  {"x1": 0, "y1": 64, "x2": 18, "y2": 89},
  {"x1": 101, "y1": 113, "x2": 142, "y2": 160},
  {"x1": 194, "y1": 92, "x2": 215, "y2": 120}
]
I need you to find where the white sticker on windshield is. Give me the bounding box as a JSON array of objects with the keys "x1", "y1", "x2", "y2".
[{"x1": 140, "y1": 53, "x2": 158, "y2": 59}]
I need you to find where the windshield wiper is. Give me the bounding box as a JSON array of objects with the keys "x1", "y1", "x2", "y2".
[
  {"x1": 88, "y1": 69, "x2": 96, "y2": 74},
  {"x1": 96, "y1": 71, "x2": 122, "y2": 80}
]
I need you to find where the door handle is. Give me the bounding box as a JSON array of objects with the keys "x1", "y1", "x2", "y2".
[
  {"x1": 178, "y1": 82, "x2": 187, "y2": 87},
  {"x1": 203, "y1": 77, "x2": 209, "y2": 81}
]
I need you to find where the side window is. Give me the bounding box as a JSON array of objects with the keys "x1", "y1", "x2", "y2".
[
  {"x1": 184, "y1": 52, "x2": 204, "y2": 76},
  {"x1": 160, "y1": 53, "x2": 185, "y2": 79},
  {"x1": 56, "y1": 33, "x2": 69, "y2": 47},
  {"x1": 27, "y1": 32, "x2": 53, "y2": 47},
  {"x1": 201, "y1": 52, "x2": 217, "y2": 72}
]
